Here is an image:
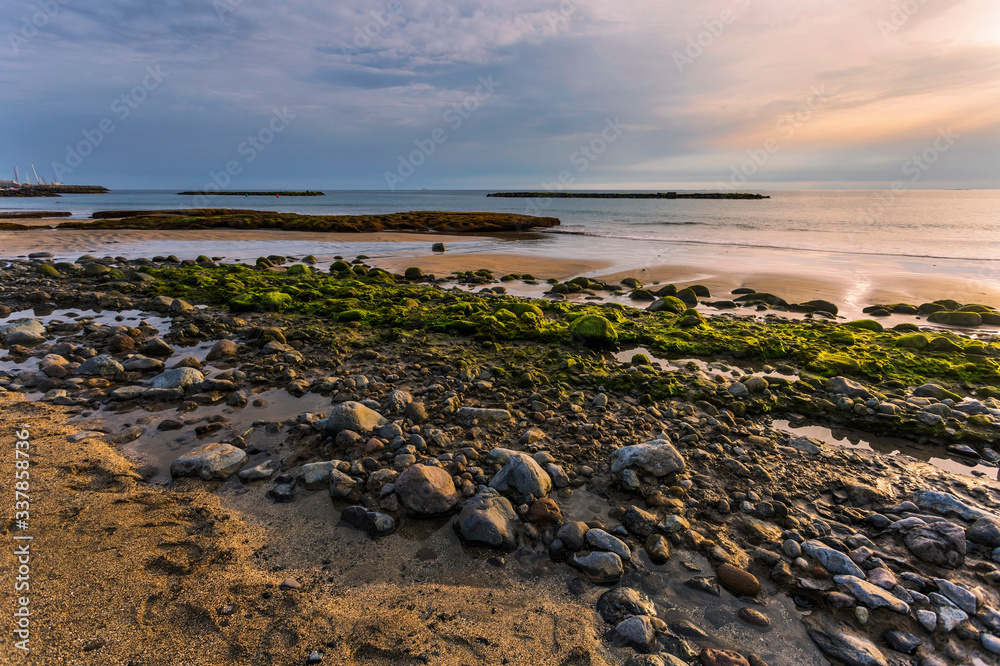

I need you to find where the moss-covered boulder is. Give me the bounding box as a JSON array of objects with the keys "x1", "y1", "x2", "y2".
[
  {"x1": 330, "y1": 260, "x2": 352, "y2": 272},
  {"x1": 927, "y1": 336, "x2": 964, "y2": 353},
  {"x1": 655, "y1": 284, "x2": 678, "y2": 297},
  {"x1": 499, "y1": 303, "x2": 544, "y2": 319},
  {"x1": 927, "y1": 311, "x2": 982, "y2": 327},
  {"x1": 689, "y1": 284, "x2": 711, "y2": 297},
  {"x1": 895, "y1": 333, "x2": 929, "y2": 350},
  {"x1": 621, "y1": 277, "x2": 643, "y2": 289},
  {"x1": 675, "y1": 288, "x2": 699, "y2": 306},
  {"x1": 733, "y1": 292, "x2": 787, "y2": 307},
  {"x1": 629, "y1": 289, "x2": 656, "y2": 301},
  {"x1": 36, "y1": 264, "x2": 60, "y2": 277},
  {"x1": 648, "y1": 296, "x2": 686, "y2": 315},
  {"x1": 569, "y1": 315, "x2": 619, "y2": 348},
  {"x1": 843, "y1": 319, "x2": 883, "y2": 332},
  {"x1": 917, "y1": 302, "x2": 945, "y2": 315},
  {"x1": 677, "y1": 308, "x2": 705, "y2": 328},
  {"x1": 803, "y1": 299, "x2": 838, "y2": 315},
  {"x1": 286, "y1": 264, "x2": 310, "y2": 276},
  {"x1": 259, "y1": 291, "x2": 293, "y2": 310},
  {"x1": 934, "y1": 299, "x2": 962, "y2": 311},
  {"x1": 404, "y1": 267, "x2": 424, "y2": 280}
]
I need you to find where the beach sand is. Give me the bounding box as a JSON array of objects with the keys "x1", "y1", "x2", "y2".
[{"x1": 371, "y1": 252, "x2": 613, "y2": 281}]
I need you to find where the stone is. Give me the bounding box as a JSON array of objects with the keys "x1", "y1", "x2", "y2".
[
  {"x1": 385, "y1": 389, "x2": 413, "y2": 413},
  {"x1": 76, "y1": 354, "x2": 124, "y2": 376},
  {"x1": 932, "y1": 578, "x2": 978, "y2": 615},
  {"x1": 882, "y1": 630, "x2": 921, "y2": 655},
  {"x1": 610, "y1": 439, "x2": 685, "y2": 477},
  {"x1": 916, "y1": 609, "x2": 937, "y2": 632},
  {"x1": 328, "y1": 469, "x2": 357, "y2": 499},
  {"x1": 802, "y1": 540, "x2": 867, "y2": 579},
  {"x1": 833, "y1": 575, "x2": 909, "y2": 614},
  {"x1": 825, "y1": 376, "x2": 872, "y2": 399},
  {"x1": 658, "y1": 515, "x2": 690, "y2": 534},
  {"x1": 623, "y1": 505, "x2": 659, "y2": 537},
  {"x1": 238, "y1": 460, "x2": 277, "y2": 481},
  {"x1": 568, "y1": 551, "x2": 623, "y2": 583},
  {"x1": 556, "y1": 521, "x2": 589, "y2": 551},
  {"x1": 146, "y1": 367, "x2": 203, "y2": 389},
  {"x1": 805, "y1": 619, "x2": 888, "y2": 666},
  {"x1": 528, "y1": 498, "x2": 562, "y2": 525},
  {"x1": 912, "y1": 490, "x2": 991, "y2": 521},
  {"x1": 717, "y1": 563, "x2": 760, "y2": 596},
  {"x1": 456, "y1": 407, "x2": 513, "y2": 426},
  {"x1": 596, "y1": 587, "x2": 656, "y2": 624},
  {"x1": 615, "y1": 615, "x2": 655, "y2": 650},
  {"x1": 0, "y1": 319, "x2": 45, "y2": 346},
  {"x1": 698, "y1": 649, "x2": 749, "y2": 666},
  {"x1": 489, "y1": 453, "x2": 552, "y2": 497},
  {"x1": 205, "y1": 339, "x2": 238, "y2": 361},
  {"x1": 121, "y1": 354, "x2": 164, "y2": 371},
  {"x1": 967, "y1": 516, "x2": 1000, "y2": 547},
  {"x1": 737, "y1": 608, "x2": 770, "y2": 628},
  {"x1": 395, "y1": 464, "x2": 461, "y2": 515},
  {"x1": 586, "y1": 528, "x2": 632, "y2": 562},
  {"x1": 568, "y1": 314, "x2": 618, "y2": 348},
  {"x1": 727, "y1": 382, "x2": 750, "y2": 398},
  {"x1": 341, "y1": 506, "x2": 396, "y2": 538},
  {"x1": 454, "y1": 488, "x2": 519, "y2": 550},
  {"x1": 324, "y1": 401, "x2": 387, "y2": 434},
  {"x1": 903, "y1": 521, "x2": 966, "y2": 568},
  {"x1": 170, "y1": 442, "x2": 247, "y2": 480},
  {"x1": 913, "y1": 383, "x2": 961, "y2": 401},
  {"x1": 297, "y1": 462, "x2": 337, "y2": 490},
  {"x1": 138, "y1": 337, "x2": 174, "y2": 356},
  {"x1": 645, "y1": 535, "x2": 671, "y2": 564}
]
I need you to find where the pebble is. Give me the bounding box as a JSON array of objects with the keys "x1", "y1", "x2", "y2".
[
  {"x1": 737, "y1": 607, "x2": 770, "y2": 628},
  {"x1": 716, "y1": 563, "x2": 760, "y2": 596}
]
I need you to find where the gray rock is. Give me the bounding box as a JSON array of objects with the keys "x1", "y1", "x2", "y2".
[
  {"x1": 170, "y1": 442, "x2": 246, "y2": 480},
  {"x1": 328, "y1": 469, "x2": 357, "y2": 499},
  {"x1": 324, "y1": 401, "x2": 387, "y2": 434},
  {"x1": 622, "y1": 505, "x2": 659, "y2": 537},
  {"x1": 610, "y1": 439, "x2": 685, "y2": 477},
  {"x1": 585, "y1": 528, "x2": 631, "y2": 562},
  {"x1": 916, "y1": 609, "x2": 937, "y2": 632},
  {"x1": 806, "y1": 619, "x2": 888, "y2": 666},
  {"x1": 138, "y1": 337, "x2": 174, "y2": 357},
  {"x1": 395, "y1": 464, "x2": 461, "y2": 515},
  {"x1": 982, "y1": 633, "x2": 1000, "y2": 656},
  {"x1": 205, "y1": 338, "x2": 238, "y2": 361},
  {"x1": 614, "y1": 615, "x2": 655, "y2": 650},
  {"x1": 826, "y1": 376, "x2": 872, "y2": 399},
  {"x1": 385, "y1": 389, "x2": 413, "y2": 413},
  {"x1": 932, "y1": 597, "x2": 968, "y2": 632},
  {"x1": 968, "y1": 516, "x2": 1000, "y2": 547},
  {"x1": 297, "y1": 461, "x2": 338, "y2": 490},
  {"x1": 121, "y1": 354, "x2": 164, "y2": 371},
  {"x1": 0, "y1": 319, "x2": 45, "y2": 345},
  {"x1": 911, "y1": 490, "x2": 991, "y2": 521},
  {"x1": 789, "y1": 436, "x2": 822, "y2": 454},
  {"x1": 917, "y1": 411, "x2": 943, "y2": 426},
  {"x1": 454, "y1": 488, "x2": 519, "y2": 549},
  {"x1": 903, "y1": 521, "x2": 966, "y2": 568},
  {"x1": 76, "y1": 354, "x2": 124, "y2": 376},
  {"x1": 456, "y1": 407, "x2": 513, "y2": 426},
  {"x1": 833, "y1": 575, "x2": 909, "y2": 614},
  {"x1": 568, "y1": 551, "x2": 623, "y2": 583},
  {"x1": 802, "y1": 540, "x2": 866, "y2": 579},
  {"x1": 109, "y1": 386, "x2": 147, "y2": 401},
  {"x1": 658, "y1": 515, "x2": 690, "y2": 534},
  {"x1": 556, "y1": 521, "x2": 589, "y2": 550},
  {"x1": 913, "y1": 383, "x2": 960, "y2": 400},
  {"x1": 727, "y1": 381, "x2": 750, "y2": 398},
  {"x1": 489, "y1": 453, "x2": 552, "y2": 497},
  {"x1": 146, "y1": 367, "x2": 203, "y2": 389},
  {"x1": 238, "y1": 460, "x2": 278, "y2": 481},
  {"x1": 933, "y1": 578, "x2": 978, "y2": 615},
  {"x1": 341, "y1": 505, "x2": 396, "y2": 538}
]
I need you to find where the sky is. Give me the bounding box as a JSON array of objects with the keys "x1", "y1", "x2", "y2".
[{"x1": 2, "y1": 0, "x2": 999, "y2": 190}]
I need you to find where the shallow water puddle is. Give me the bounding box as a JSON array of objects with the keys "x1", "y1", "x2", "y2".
[
  {"x1": 4, "y1": 307, "x2": 173, "y2": 331},
  {"x1": 773, "y1": 419, "x2": 998, "y2": 481}
]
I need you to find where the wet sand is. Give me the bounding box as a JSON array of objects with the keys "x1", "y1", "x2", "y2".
[{"x1": 371, "y1": 252, "x2": 613, "y2": 281}]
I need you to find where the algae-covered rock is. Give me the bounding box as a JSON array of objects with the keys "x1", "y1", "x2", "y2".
[
  {"x1": 629, "y1": 289, "x2": 656, "y2": 301},
  {"x1": 928, "y1": 311, "x2": 982, "y2": 327},
  {"x1": 259, "y1": 291, "x2": 293, "y2": 309},
  {"x1": 675, "y1": 288, "x2": 698, "y2": 306},
  {"x1": 621, "y1": 277, "x2": 643, "y2": 289},
  {"x1": 917, "y1": 302, "x2": 946, "y2": 315},
  {"x1": 677, "y1": 308, "x2": 705, "y2": 328},
  {"x1": 803, "y1": 299, "x2": 838, "y2": 315},
  {"x1": 285, "y1": 264, "x2": 310, "y2": 276},
  {"x1": 927, "y1": 336, "x2": 964, "y2": 353},
  {"x1": 569, "y1": 314, "x2": 618, "y2": 348},
  {"x1": 647, "y1": 296, "x2": 686, "y2": 314},
  {"x1": 895, "y1": 333, "x2": 928, "y2": 350},
  {"x1": 499, "y1": 303, "x2": 544, "y2": 318},
  {"x1": 844, "y1": 319, "x2": 883, "y2": 332}
]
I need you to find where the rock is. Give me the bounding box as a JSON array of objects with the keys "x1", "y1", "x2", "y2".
[
  {"x1": 903, "y1": 521, "x2": 966, "y2": 568},
  {"x1": 610, "y1": 439, "x2": 685, "y2": 477},
  {"x1": 615, "y1": 615, "x2": 655, "y2": 650},
  {"x1": 568, "y1": 314, "x2": 618, "y2": 348},
  {"x1": 456, "y1": 407, "x2": 513, "y2": 426},
  {"x1": 0, "y1": 319, "x2": 45, "y2": 346},
  {"x1": 238, "y1": 460, "x2": 277, "y2": 481},
  {"x1": 622, "y1": 505, "x2": 659, "y2": 537},
  {"x1": 395, "y1": 464, "x2": 461, "y2": 515},
  {"x1": 805, "y1": 619, "x2": 888, "y2": 666},
  {"x1": 341, "y1": 506, "x2": 396, "y2": 538},
  {"x1": 528, "y1": 498, "x2": 562, "y2": 525},
  {"x1": 297, "y1": 462, "x2": 338, "y2": 490},
  {"x1": 717, "y1": 563, "x2": 759, "y2": 596},
  {"x1": 169, "y1": 298, "x2": 196, "y2": 314},
  {"x1": 912, "y1": 490, "x2": 991, "y2": 522},
  {"x1": 324, "y1": 401, "x2": 387, "y2": 434},
  {"x1": 110, "y1": 386, "x2": 147, "y2": 401},
  {"x1": 432, "y1": 242, "x2": 446, "y2": 252},
  {"x1": 170, "y1": 442, "x2": 247, "y2": 480},
  {"x1": 645, "y1": 535, "x2": 671, "y2": 564},
  {"x1": 825, "y1": 377, "x2": 872, "y2": 399},
  {"x1": 121, "y1": 354, "x2": 164, "y2": 371},
  {"x1": 596, "y1": 587, "x2": 656, "y2": 624},
  {"x1": 737, "y1": 608, "x2": 770, "y2": 628},
  {"x1": 489, "y1": 453, "x2": 552, "y2": 497},
  {"x1": 138, "y1": 338, "x2": 174, "y2": 357},
  {"x1": 586, "y1": 528, "x2": 631, "y2": 562},
  {"x1": 568, "y1": 551, "x2": 623, "y2": 583},
  {"x1": 648, "y1": 296, "x2": 686, "y2": 314},
  {"x1": 454, "y1": 489, "x2": 519, "y2": 549},
  {"x1": 147, "y1": 367, "x2": 203, "y2": 389},
  {"x1": 328, "y1": 469, "x2": 357, "y2": 499},
  {"x1": 916, "y1": 609, "x2": 937, "y2": 632},
  {"x1": 789, "y1": 437, "x2": 822, "y2": 454},
  {"x1": 927, "y1": 310, "x2": 982, "y2": 326},
  {"x1": 205, "y1": 339, "x2": 238, "y2": 361},
  {"x1": 76, "y1": 354, "x2": 124, "y2": 376},
  {"x1": 932, "y1": 578, "x2": 978, "y2": 615},
  {"x1": 698, "y1": 649, "x2": 749, "y2": 666},
  {"x1": 968, "y1": 516, "x2": 1000, "y2": 548},
  {"x1": 833, "y1": 576, "x2": 909, "y2": 614},
  {"x1": 658, "y1": 515, "x2": 690, "y2": 534},
  {"x1": 727, "y1": 382, "x2": 750, "y2": 398},
  {"x1": 556, "y1": 521, "x2": 589, "y2": 551},
  {"x1": 882, "y1": 630, "x2": 921, "y2": 655},
  {"x1": 385, "y1": 389, "x2": 413, "y2": 413},
  {"x1": 802, "y1": 540, "x2": 867, "y2": 579},
  {"x1": 913, "y1": 383, "x2": 961, "y2": 401},
  {"x1": 804, "y1": 299, "x2": 839, "y2": 315}
]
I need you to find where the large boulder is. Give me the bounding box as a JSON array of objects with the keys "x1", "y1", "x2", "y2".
[
  {"x1": 76, "y1": 354, "x2": 124, "y2": 377},
  {"x1": 0, "y1": 319, "x2": 46, "y2": 346},
  {"x1": 610, "y1": 439, "x2": 685, "y2": 477},
  {"x1": 170, "y1": 442, "x2": 247, "y2": 480},
  {"x1": 454, "y1": 488, "x2": 519, "y2": 549},
  {"x1": 569, "y1": 315, "x2": 618, "y2": 348},
  {"x1": 324, "y1": 401, "x2": 387, "y2": 434},
  {"x1": 146, "y1": 367, "x2": 204, "y2": 389},
  {"x1": 489, "y1": 453, "x2": 552, "y2": 497},
  {"x1": 395, "y1": 464, "x2": 461, "y2": 515},
  {"x1": 903, "y1": 521, "x2": 966, "y2": 569},
  {"x1": 825, "y1": 376, "x2": 871, "y2": 399},
  {"x1": 967, "y1": 516, "x2": 1000, "y2": 548}
]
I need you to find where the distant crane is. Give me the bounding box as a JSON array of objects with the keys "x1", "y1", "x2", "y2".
[
  {"x1": 13, "y1": 166, "x2": 19, "y2": 184},
  {"x1": 31, "y1": 164, "x2": 41, "y2": 185}
]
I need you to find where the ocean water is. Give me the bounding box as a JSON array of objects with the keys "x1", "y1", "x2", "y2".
[{"x1": 3, "y1": 189, "x2": 999, "y2": 261}]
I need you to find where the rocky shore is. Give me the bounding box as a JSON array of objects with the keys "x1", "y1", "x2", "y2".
[{"x1": 2, "y1": 251, "x2": 1000, "y2": 665}]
